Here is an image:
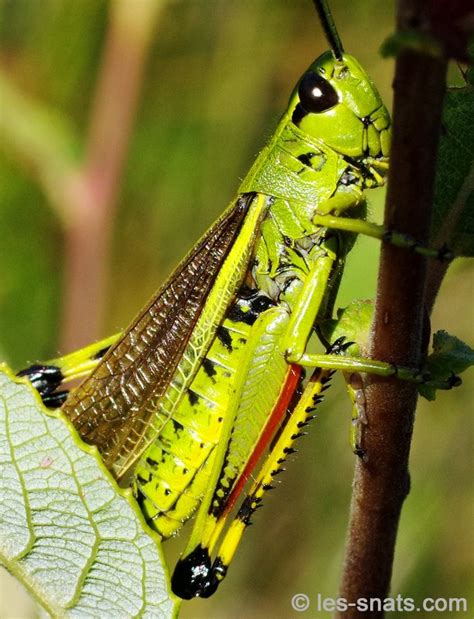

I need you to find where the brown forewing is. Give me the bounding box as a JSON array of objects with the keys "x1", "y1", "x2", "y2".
[{"x1": 61, "y1": 194, "x2": 255, "y2": 477}]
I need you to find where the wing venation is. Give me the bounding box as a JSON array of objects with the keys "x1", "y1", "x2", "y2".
[{"x1": 62, "y1": 194, "x2": 257, "y2": 473}]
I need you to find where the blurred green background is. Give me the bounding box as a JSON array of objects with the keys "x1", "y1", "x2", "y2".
[{"x1": 0, "y1": 1, "x2": 472, "y2": 617}]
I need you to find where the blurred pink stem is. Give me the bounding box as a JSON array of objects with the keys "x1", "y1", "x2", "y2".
[{"x1": 61, "y1": 0, "x2": 163, "y2": 351}]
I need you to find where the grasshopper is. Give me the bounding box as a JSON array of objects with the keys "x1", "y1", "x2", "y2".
[{"x1": 19, "y1": 0, "x2": 457, "y2": 599}]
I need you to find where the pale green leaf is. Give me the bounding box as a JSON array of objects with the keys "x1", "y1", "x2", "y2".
[{"x1": 0, "y1": 366, "x2": 176, "y2": 618}]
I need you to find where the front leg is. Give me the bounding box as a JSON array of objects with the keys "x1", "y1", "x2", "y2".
[
  {"x1": 282, "y1": 246, "x2": 460, "y2": 391},
  {"x1": 313, "y1": 213, "x2": 452, "y2": 260},
  {"x1": 289, "y1": 344, "x2": 460, "y2": 390}
]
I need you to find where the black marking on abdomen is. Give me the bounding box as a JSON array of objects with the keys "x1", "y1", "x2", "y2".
[
  {"x1": 202, "y1": 358, "x2": 217, "y2": 379},
  {"x1": 227, "y1": 288, "x2": 276, "y2": 326},
  {"x1": 216, "y1": 326, "x2": 233, "y2": 351},
  {"x1": 227, "y1": 301, "x2": 255, "y2": 326},
  {"x1": 249, "y1": 293, "x2": 275, "y2": 314},
  {"x1": 135, "y1": 486, "x2": 146, "y2": 508},
  {"x1": 187, "y1": 389, "x2": 199, "y2": 406},
  {"x1": 173, "y1": 419, "x2": 184, "y2": 432}
]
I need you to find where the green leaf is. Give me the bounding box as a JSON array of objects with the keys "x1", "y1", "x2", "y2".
[
  {"x1": 431, "y1": 54, "x2": 474, "y2": 257},
  {"x1": 0, "y1": 366, "x2": 176, "y2": 618},
  {"x1": 420, "y1": 330, "x2": 474, "y2": 400},
  {"x1": 380, "y1": 31, "x2": 443, "y2": 59}
]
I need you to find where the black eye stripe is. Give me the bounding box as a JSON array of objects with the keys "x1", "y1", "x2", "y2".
[
  {"x1": 291, "y1": 103, "x2": 307, "y2": 126},
  {"x1": 298, "y1": 72, "x2": 339, "y2": 114}
]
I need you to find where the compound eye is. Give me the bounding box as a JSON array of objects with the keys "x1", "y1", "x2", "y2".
[{"x1": 298, "y1": 72, "x2": 339, "y2": 113}]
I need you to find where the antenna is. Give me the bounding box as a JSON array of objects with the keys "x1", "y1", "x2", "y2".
[{"x1": 313, "y1": 0, "x2": 344, "y2": 61}]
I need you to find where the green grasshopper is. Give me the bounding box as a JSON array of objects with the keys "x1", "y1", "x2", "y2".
[{"x1": 19, "y1": 0, "x2": 458, "y2": 599}]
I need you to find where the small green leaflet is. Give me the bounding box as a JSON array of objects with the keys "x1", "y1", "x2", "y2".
[
  {"x1": 420, "y1": 330, "x2": 474, "y2": 400},
  {"x1": 321, "y1": 300, "x2": 474, "y2": 400}
]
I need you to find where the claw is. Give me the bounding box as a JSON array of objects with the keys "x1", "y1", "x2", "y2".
[
  {"x1": 448, "y1": 373, "x2": 462, "y2": 388},
  {"x1": 328, "y1": 336, "x2": 355, "y2": 355}
]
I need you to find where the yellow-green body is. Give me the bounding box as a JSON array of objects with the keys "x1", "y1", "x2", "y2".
[
  {"x1": 22, "y1": 51, "x2": 394, "y2": 598},
  {"x1": 99, "y1": 52, "x2": 390, "y2": 538}
]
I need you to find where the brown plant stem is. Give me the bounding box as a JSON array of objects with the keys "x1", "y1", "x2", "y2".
[
  {"x1": 337, "y1": 2, "x2": 448, "y2": 617},
  {"x1": 60, "y1": 0, "x2": 163, "y2": 351}
]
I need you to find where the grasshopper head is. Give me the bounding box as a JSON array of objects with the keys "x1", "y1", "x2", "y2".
[{"x1": 290, "y1": 51, "x2": 391, "y2": 186}]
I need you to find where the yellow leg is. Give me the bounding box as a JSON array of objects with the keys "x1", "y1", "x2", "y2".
[{"x1": 207, "y1": 366, "x2": 332, "y2": 592}]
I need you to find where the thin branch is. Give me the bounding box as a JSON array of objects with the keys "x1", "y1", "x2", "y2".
[{"x1": 337, "y1": 1, "x2": 449, "y2": 616}]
